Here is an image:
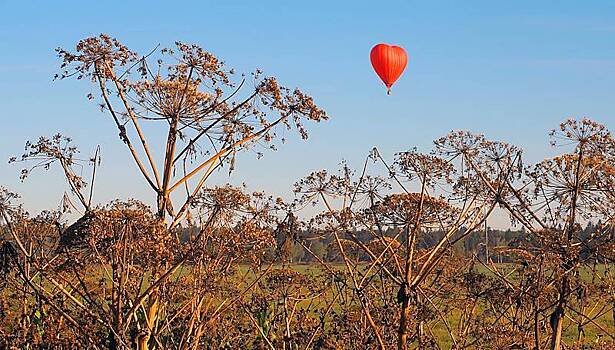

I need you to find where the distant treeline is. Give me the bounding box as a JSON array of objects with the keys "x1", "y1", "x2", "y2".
[
  {"x1": 174, "y1": 221, "x2": 606, "y2": 264},
  {"x1": 270, "y1": 221, "x2": 606, "y2": 263}
]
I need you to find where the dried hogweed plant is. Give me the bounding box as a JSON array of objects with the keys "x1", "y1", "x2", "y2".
[
  {"x1": 289, "y1": 143, "x2": 497, "y2": 349},
  {"x1": 1, "y1": 34, "x2": 327, "y2": 350},
  {"x1": 432, "y1": 119, "x2": 615, "y2": 350},
  {"x1": 55, "y1": 34, "x2": 327, "y2": 226}
]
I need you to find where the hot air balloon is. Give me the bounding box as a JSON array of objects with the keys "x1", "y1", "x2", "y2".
[{"x1": 370, "y1": 43, "x2": 408, "y2": 94}]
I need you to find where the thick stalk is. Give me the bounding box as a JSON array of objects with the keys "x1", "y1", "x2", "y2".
[
  {"x1": 550, "y1": 147, "x2": 584, "y2": 350},
  {"x1": 158, "y1": 67, "x2": 195, "y2": 218},
  {"x1": 397, "y1": 179, "x2": 426, "y2": 350}
]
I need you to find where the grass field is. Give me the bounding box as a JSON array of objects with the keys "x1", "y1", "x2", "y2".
[
  {"x1": 3, "y1": 260, "x2": 612, "y2": 348},
  {"x1": 244, "y1": 262, "x2": 615, "y2": 348}
]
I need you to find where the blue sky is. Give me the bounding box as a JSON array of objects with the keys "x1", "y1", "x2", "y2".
[{"x1": 1, "y1": 1, "x2": 614, "y2": 225}]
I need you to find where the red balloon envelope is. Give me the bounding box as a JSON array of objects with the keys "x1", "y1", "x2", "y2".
[{"x1": 370, "y1": 43, "x2": 408, "y2": 94}]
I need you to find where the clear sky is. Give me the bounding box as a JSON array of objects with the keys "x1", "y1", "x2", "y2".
[{"x1": 1, "y1": 1, "x2": 614, "y2": 227}]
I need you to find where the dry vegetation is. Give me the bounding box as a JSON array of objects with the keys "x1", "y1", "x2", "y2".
[{"x1": 1, "y1": 35, "x2": 614, "y2": 350}]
